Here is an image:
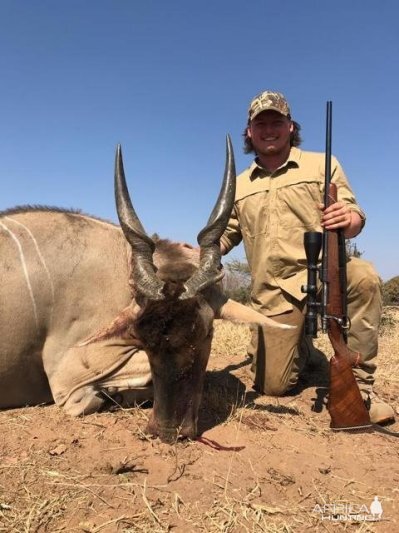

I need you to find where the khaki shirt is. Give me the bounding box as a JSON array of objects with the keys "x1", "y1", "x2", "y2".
[{"x1": 220, "y1": 147, "x2": 365, "y2": 316}]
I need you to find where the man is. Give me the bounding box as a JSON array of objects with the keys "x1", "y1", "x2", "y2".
[{"x1": 220, "y1": 90, "x2": 394, "y2": 425}]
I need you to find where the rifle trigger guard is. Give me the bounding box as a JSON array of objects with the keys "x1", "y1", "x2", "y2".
[
  {"x1": 325, "y1": 315, "x2": 351, "y2": 331},
  {"x1": 341, "y1": 316, "x2": 351, "y2": 331}
]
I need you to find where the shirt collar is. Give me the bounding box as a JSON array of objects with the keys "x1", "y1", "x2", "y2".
[{"x1": 249, "y1": 147, "x2": 301, "y2": 179}]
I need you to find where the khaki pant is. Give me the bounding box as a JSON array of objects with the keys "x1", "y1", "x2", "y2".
[{"x1": 250, "y1": 257, "x2": 382, "y2": 396}]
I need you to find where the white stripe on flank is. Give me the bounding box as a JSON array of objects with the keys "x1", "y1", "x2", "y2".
[
  {"x1": 5, "y1": 217, "x2": 55, "y2": 305},
  {"x1": 0, "y1": 221, "x2": 39, "y2": 330}
]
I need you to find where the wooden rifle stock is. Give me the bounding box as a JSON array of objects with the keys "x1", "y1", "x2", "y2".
[{"x1": 325, "y1": 183, "x2": 371, "y2": 430}]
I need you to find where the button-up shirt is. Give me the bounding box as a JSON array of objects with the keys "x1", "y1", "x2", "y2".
[{"x1": 220, "y1": 147, "x2": 365, "y2": 316}]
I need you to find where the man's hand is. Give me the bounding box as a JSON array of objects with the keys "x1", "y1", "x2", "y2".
[{"x1": 319, "y1": 202, "x2": 363, "y2": 239}]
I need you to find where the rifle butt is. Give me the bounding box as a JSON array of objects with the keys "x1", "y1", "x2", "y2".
[{"x1": 328, "y1": 355, "x2": 371, "y2": 430}]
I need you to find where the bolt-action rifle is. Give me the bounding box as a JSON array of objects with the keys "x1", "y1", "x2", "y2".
[{"x1": 302, "y1": 101, "x2": 372, "y2": 431}]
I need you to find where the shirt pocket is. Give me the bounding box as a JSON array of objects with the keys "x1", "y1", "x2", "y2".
[
  {"x1": 236, "y1": 190, "x2": 270, "y2": 238},
  {"x1": 277, "y1": 176, "x2": 323, "y2": 230}
]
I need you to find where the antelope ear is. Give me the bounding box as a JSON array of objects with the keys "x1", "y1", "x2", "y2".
[
  {"x1": 218, "y1": 299, "x2": 296, "y2": 330},
  {"x1": 78, "y1": 302, "x2": 143, "y2": 346}
]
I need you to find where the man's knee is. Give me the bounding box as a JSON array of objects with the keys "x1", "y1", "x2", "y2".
[
  {"x1": 347, "y1": 258, "x2": 381, "y2": 296},
  {"x1": 261, "y1": 374, "x2": 298, "y2": 396},
  {"x1": 263, "y1": 383, "x2": 290, "y2": 397}
]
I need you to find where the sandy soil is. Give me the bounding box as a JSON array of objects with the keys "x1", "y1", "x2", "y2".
[{"x1": 1, "y1": 311, "x2": 398, "y2": 532}]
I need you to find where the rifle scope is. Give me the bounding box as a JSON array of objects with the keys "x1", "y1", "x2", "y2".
[{"x1": 302, "y1": 231, "x2": 323, "y2": 337}]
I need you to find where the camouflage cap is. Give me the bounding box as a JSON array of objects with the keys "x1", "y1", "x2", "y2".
[{"x1": 248, "y1": 91, "x2": 291, "y2": 121}]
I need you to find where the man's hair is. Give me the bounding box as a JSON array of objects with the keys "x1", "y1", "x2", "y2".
[{"x1": 243, "y1": 119, "x2": 302, "y2": 154}]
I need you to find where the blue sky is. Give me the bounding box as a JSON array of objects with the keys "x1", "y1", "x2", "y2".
[{"x1": 1, "y1": 0, "x2": 398, "y2": 281}]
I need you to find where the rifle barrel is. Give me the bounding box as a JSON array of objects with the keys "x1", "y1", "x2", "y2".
[
  {"x1": 323, "y1": 101, "x2": 333, "y2": 208},
  {"x1": 321, "y1": 101, "x2": 333, "y2": 333}
]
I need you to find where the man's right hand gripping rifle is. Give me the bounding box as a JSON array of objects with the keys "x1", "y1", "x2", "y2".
[{"x1": 301, "y1": 101, "x2": 372, "y2": 431}]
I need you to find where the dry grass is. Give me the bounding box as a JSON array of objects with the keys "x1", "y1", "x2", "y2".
[
  {"x1": 377, "y1": 307, "x2": 399, "y2": 386},
  {"x1": 0, "y1": 308, "x2": 398, "y2": 532}
]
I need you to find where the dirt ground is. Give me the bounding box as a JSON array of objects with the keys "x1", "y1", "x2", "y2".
[{"x1": 1, "y1": 309, "x2": 398, "y2": 532}]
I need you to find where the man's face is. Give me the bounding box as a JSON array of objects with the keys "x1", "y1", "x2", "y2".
[{"x1": 247, "y1": 110, "x2": 293, "y2": 156}]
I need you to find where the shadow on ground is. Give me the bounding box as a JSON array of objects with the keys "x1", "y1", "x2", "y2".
[{"x1": 199, "y1": 346, "x2": 331, "y2": 433}]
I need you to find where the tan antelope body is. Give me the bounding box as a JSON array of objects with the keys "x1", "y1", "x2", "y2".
[{"x1": 0, "y1": 139, "x2": 290, "y2": 442}]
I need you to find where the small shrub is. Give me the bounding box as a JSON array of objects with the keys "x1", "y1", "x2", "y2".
[
  {"x1": 380, "y1": 306, "x2": 398, "y2": 335},
  {"x1": 382, "y1": 276, "x2": 399, "y2": 306},
  {"x1": 223, "y1": 259, "x2": 251, "y2": 304}
]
